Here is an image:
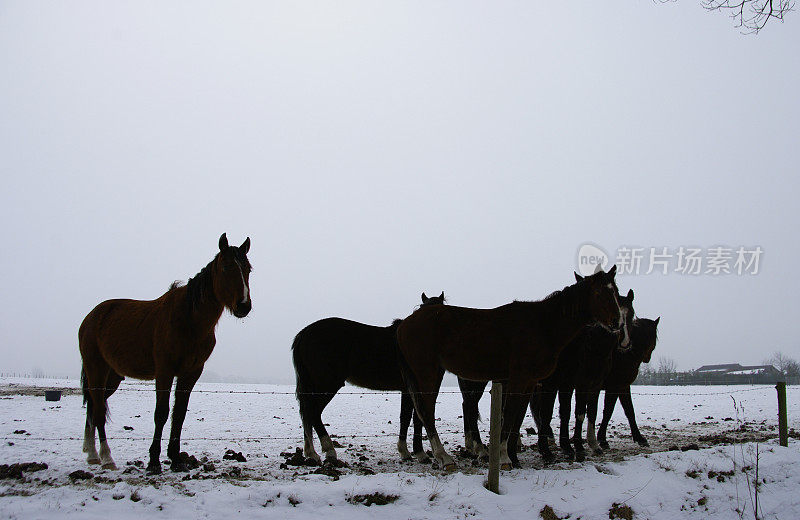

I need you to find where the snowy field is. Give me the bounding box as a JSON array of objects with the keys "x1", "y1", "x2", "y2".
[{"x1": 1, "y1": 377, "x2": 799, "y2": 519}]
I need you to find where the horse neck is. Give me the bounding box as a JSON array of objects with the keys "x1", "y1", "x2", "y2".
[
  {"x1": 183, "y1": 262, "x2": 225, "y2": 332},
  {"x1": 540, "y1": 285, "x2": 594, "y2": 349}
]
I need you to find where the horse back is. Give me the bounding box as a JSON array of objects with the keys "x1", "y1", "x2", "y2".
[
  {"x1": 79, "y1": 293, "x2": 177, "y2": 380},
  {"x1": 292, "y1": 317, "x2": 404, "y2": 391}
]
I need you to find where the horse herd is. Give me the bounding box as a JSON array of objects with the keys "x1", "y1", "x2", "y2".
[{"x1": 78, "y1": 233, "x2": 659, "y2": 475}]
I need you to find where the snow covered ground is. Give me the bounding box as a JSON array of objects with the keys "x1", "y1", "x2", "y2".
[{"x1": 1, "y1": 377, "x2": 798, "y2": 519}]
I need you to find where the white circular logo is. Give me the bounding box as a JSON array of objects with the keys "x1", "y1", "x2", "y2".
[{"x1": 576, "y1": 243, "x2": 609, "y2": 277}]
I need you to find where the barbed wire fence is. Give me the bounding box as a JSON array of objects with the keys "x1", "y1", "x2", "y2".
[{"x1": 0, "y1": 383, "x2": 788, "y2": 446}]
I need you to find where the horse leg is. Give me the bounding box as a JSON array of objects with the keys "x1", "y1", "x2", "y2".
[
  {"x1": 398, "y1": 391, "x2": 414, "y2": 461},
  {"x1": 459, "y1": 378, "x2": 488, "y2": 459},
  {"x1": 312, "y1": 391, "x2": 339, "y2": 463},
  {"x1": 597, "y1": 391, "x2": 618, "y2": 450},
  {"x1": 536, "y1": 387, "x2": 557, "y2": 464},
  {"x1": 499, "y1": 380, "x2": 530, "y2": 470},
  {"x1": 411, "y1": 406, "x2": 429, "y2": 463},
  {"x1": 573, "y1": 391, "x2": 587, "y2": 462},
  {"x1": 558, "y1": 387, "x2": 575, "y2": 460},
  {"x1": 586, "y1": 390, "x2": 602, "y2": 455},
  {"x1": 506, "y1": 383, "x2": 534, "y2": 468},
  {"x1": 619, "y1": 387, "x2": 648, "y2": 447},
  {"x1": 85, "y1": 365, "x2": 117, "y2": 470},
  {"x1": 147, "y1": 375, "x2": 173, "y2": 475},
  {"x1": 297, "y1": 385, "x2": 321, "y2": 464},
  {"x1": 85, "y1": 371, "x2": 123, "y2": 466},
  {"x1": 408, "y1": 367, "x2": 453, "y2": 470},
  {"x1": 167, "y1": 369, "x2": 202, "y2": 472}
]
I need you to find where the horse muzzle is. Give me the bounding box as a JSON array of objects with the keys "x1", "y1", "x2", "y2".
[{"x1": 233, "y1": 300, "x2": 252, "y2": 318}]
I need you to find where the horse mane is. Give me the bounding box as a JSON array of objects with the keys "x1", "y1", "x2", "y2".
[{"x1": 183, "y1": 255, "x2": 219, "y2": 312}]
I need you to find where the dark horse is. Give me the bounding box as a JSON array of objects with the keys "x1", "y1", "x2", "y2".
[
  {"x1": 397, "y1": 267, "x2": 627, "y2": 470},
  {"x1": 292, "y1": 292, "x2": 444, "y2": 464},
  {"x1": 587, "y1": 317, "x2": 660, "y2": 453},
  {"x1": 529, "y1": 287, "x2": 635, "y2": 465},
  {"x1": 79, "y1": 234, "x2": 252, "y2": 473}
]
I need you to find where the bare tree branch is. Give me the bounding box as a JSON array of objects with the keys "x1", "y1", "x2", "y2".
[{"x1": 701, "y1": 0, "x2": 794, "y2": 34}]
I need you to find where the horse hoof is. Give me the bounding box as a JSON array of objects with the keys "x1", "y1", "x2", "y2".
[
  {"x1": 593, "y1": 448, "x2": 604, "y2": 456},
  {"x1": 101, "y1": 462, "x2": 118, "y2": 471},
  {"x1": 575, "y1": 451, "x2": 585, "y2": 462},
  {"x1": 146, "y1": 463, "x2": 162, "y2": 475},
  {"x1": 87, "y1": 457, "x2": 101, "y2": 465},
  {"x1": 636, "y1": 438, "x2": 649, "y2": 447},
  {"x1": 599, "y1": 442, "x2": 610, "y2": 450}
]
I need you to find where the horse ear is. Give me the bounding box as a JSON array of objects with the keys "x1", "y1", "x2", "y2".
[
  {"x1": 439, "y1": 291, "x2": 444, "y2": 300},
  {"x1": 593, "y1": 264, "x2": 603, "y2": 274},
  {"x1": 240, "y1": 237, "x2": 250, "y2": 254},
  {"x1": 627, "y1": 289, "x2": 634, "y2": 301},
  {"x1": 655, "y1": 316, "x2": 660, "y2": 325},
  {"x1": 219, "y1": 233, "x2": 229, "y2": 251},
  {"x1": 607, "y1": 265, "x2": 617, "y2": 277},
  {"x1": 421, "y1": 292, "x2": 428, "y2": 303},
  {"x1": 574, "y1": 272, "x2": 584, "y2": 282}
]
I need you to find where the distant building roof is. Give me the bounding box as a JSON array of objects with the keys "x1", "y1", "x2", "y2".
[
  {"x1": 696, "y1": 364, "x2": 743, "y2": 372},
  {"x1": 696, "y1": 363, "x2": 779, "y2": 374}
]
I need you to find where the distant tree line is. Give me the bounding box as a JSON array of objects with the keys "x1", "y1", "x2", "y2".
[{"x1": 635, "y1": 352, "x2": 800, "y2": 385}]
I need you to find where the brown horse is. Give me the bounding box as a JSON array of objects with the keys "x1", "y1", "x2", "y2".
[
  {"x1": 396, "y1": 267, "x2": 626, "y2": 470},
  {"x1": 78, "y1": 233, "x2": 252, "y2": 474}
]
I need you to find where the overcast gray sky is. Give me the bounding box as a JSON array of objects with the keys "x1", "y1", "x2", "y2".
[{"x1": 1, "y1": 1, "x2": 798, "y2": 382}]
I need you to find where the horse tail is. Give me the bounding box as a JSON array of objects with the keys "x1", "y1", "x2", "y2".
[
  {"x1": 393, "y1": 326, "x2": 424, "y2": 413},
  {"x1": 291, "y1": 331, "x2": 316, "y2": 426},
  {"x1": 81, "y1": 366, "x2": 94, "y2": 426}
]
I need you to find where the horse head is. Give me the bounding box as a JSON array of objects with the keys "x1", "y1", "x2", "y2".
[
  {"x1": 611, "y1": 288, "x2": 636, "y2": 350},
  {"x1": 213, "y1": 233, "x2": 252, "y2": 318},
  {"x1": 575, "y1": 265, "x2": 628, "y2": 341},
  {"x1": 420, "y1": 291, "x2": 446, "y2": 306},
  {"x1": 634, "y1": 316, "x2": 660, "y2": 363}
]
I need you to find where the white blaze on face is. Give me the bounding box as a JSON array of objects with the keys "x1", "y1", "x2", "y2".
[
  {"x1": 235, "y1": 259, "x2": 249, "y2": 304},
  {"x1": 609, "y1": 284, "x2": 630, "y2": 348}
]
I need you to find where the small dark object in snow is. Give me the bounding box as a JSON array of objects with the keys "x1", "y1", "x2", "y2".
[
  {"x1": 347, "y1": 492, "x2": 399, "y2": 506},
  {"x1": 223, "y1": 449, "x2": 246, "y2": 462},
  {"x1": 313, "y1": 462, "x2": 343, "y2": 480},
  {"x1": 609, "y1": 502, "x2": 634, "y2": 520},
  {"x1": 226, "y1": 467, "x2": 242, "y2": 477},
  {"x1": 203, "y1": 462, "x2": 216, "y2": 472},
  {"x1": 123, "y1": 426, "x2": 134, "y2": 431},
  {"x1": 130, "y1": 490, "x2": 142, "y2": 502},
  {"x1": 667, "y1": 445, "x2": 680, "y2": 451},
  {"x1": 540, "y1": 504, "x2": 566, "y2": 520},
  {"x1": 69, "y1": 470, "x2": 94, "y2": 481},
  {"x1": 126, "y1": 460, "x2": 144, "y2": 468},
  {"x1": 526, "y1": 427, "x2": 537, "y2": 435},
  {"x1": 175, "y1": 452, "x2": 201, "y2": 469},
  {"x1": 0, "y1": 462, "x2": 48, "y2": 480},
  {"x1": 681, "y1": 444, "x2": 700, "y2": 452},
  {"x1": 13, "y1": 430, "x2": 26, "y2": 435},
  {"x1": 332, "y1": 439, "x2": 344, "y2": 448},
  {"x1": 112, "y1": 493, "x2": 125, "y2": 500}
]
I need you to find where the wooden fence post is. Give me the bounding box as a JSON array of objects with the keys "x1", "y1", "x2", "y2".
[
  {"x1": 776, "y1": 382, "x2": 788, "y2": 447},
  {"x1": 486, "y1": 381, "x2": 502, "y2": 494}
]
